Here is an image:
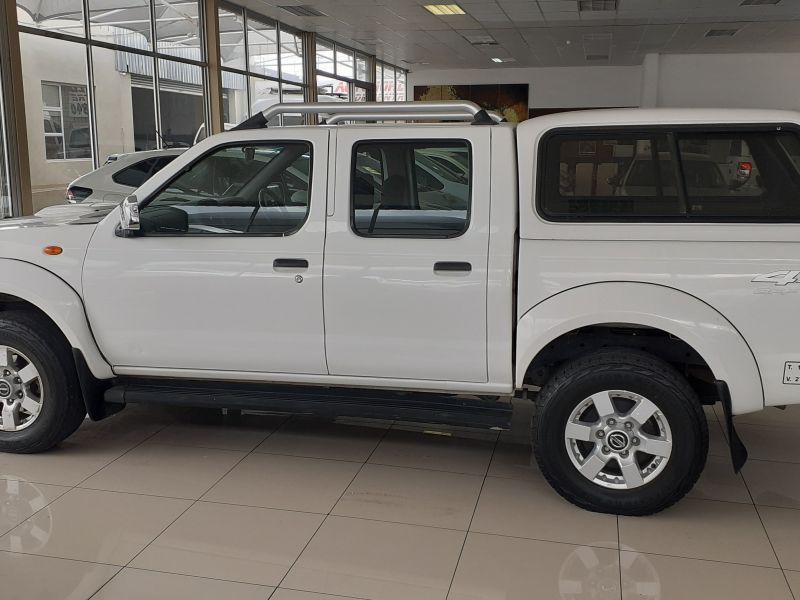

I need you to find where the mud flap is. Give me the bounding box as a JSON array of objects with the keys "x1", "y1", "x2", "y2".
[{"x1": 715, "y1": 381, "x2": 748, "y2": 473}]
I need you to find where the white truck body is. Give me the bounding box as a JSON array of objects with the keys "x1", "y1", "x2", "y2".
[{"x1": 1, "y1": 102, "x2": 798, "y2": 514}]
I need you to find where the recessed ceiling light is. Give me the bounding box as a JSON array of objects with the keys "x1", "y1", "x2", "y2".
[
  {"x1": 279, "y1": 5, "x2": 327, "y2": 17},
  {"x1": 578, "y1": 0, "x2": 618, "y2": 11},
  {"x1": 491, "y1": 57, "x2": 516, "y2": 63},
  {"x1": 740, "y1": 0, "x2": 781, "y2": 5},
  {"x1": 463, "y1": 33, "x2": 497, "y2": 45},
  {"x1": 423, "y1": 4, "x2": 466, "y2": 16},
  {"x1": 705, "y1": 28, "x2": 739, "y2": 37}
]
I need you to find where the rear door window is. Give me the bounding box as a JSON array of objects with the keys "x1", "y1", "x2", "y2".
[{"x1": 112, "y1": 158, "x2": 158, "y2": 188}]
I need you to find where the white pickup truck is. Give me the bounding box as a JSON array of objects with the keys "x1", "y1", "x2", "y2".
[{"x1": 1, "y1": 101, "x2": 799, "y2": 516}]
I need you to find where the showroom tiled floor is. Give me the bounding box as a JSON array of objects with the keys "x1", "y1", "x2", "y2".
[{"x1": 1, "y1": 401, "x2": 799, "y2": 600}]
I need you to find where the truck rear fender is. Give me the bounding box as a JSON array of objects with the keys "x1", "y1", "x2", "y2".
[{"x1": 516, "y1": 282, "x2": 764, "y2": 415}]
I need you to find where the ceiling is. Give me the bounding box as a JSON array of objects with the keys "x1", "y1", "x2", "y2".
[{"x1": 236, "y1": 0, "x2": 800, "y2": 69}]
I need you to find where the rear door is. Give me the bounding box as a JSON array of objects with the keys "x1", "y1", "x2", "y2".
[{"x1": 323, "y1": 126, "x2": 491, "y2": 383}]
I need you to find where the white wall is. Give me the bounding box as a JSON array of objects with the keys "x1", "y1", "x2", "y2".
[
  {"x1": 653, "y1": 53, "x2": 800, "y2": 110},
  {"x1": 408, "y1": 53, "x2": 800, "y2": 112},
  {"x1": 408, "y1": 65, "x2": 642, "y2": 110}
]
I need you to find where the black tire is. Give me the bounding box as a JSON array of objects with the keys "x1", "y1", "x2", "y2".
[
  {"x1": 532, "y1": 347, "x2": 708, "y2": 516},
  {"x1": 0, "y1": 311, "x2": 86, "y2": 453}
]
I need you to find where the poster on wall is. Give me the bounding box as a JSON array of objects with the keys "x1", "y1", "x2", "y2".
[{"x1": 413, "y1": 84, "x2": 529, "y2": 123}]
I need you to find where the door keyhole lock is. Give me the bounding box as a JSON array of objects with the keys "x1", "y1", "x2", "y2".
[{"x1": 295, "y1": 274, "x2": 304, "y2": 284}]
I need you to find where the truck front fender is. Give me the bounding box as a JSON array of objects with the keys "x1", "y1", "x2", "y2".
[
  {"x1": 0, "y1": 259, "x2": 113, "y2": 380},
  {"x1": 516, "y1": 282, "x2": 764, "y2": 415}
]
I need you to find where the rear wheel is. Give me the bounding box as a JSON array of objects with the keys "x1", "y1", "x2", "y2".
[
  {"x1": 532, "y1": 348, "x2": 708, "y2": 515},
  {"x1": 0, "y1": 312, "x2": 86, "y2": 453}
]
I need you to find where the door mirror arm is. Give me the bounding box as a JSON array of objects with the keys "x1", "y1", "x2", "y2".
[{"x1": 117, "y1": 195, "x2": 141, "y2": 238}]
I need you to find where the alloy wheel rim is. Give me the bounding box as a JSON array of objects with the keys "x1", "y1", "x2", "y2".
[
  {"x1": 0, "y1": 346, "x2": 44, "y2": 432},
  {"x1": 564, "y1": 390, "x2": 673, "y2": 490}
]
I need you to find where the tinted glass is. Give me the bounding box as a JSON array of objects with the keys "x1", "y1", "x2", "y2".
[
  {"x1": 677, "y1": 131, "x2": 800, "y2": 219},
  {"x1": 351, "y1": 141, "x2": 471, "y2": 237},
  {"x1": 141, "y1": 143, "x2": 311, "y2": 235},
  {"x1": 112, "y1": 158, "x2": 158, "y2": 188},
  {"x1": 541, "y1": 133, "x2": 683, "y2": 219}
]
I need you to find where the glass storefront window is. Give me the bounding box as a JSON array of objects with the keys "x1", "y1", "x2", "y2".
[
  {"x1": 218, "y1": 6, "x2": 246, "y2": 71},
  {"x1": 155, "y1": 0, "x2": 201, "y2": 60},
  {"x1": 354, "y1": 86, "x2": 367, "y2": 102},
  {"x1": 396, "y1": 71, "x2": 407, "y2": 101},
  {"x1": 336, "y1": 48, "x2": 354, "y2": 79},
  {"x1": 17, "y1": 0, "x2": 85, "y2": 37},
  {"x1": 250, "y1": 77, "x2": 280, "y2": 121},
  {"x1": 92, "y1": 46, "x2": 158, "y2": 157},
  {"x1": 222, "y1": 70, "x2": 248, "y2": 127},
  {"x1": 0, "y1": 67, "x2": 12, "y2": 218},
  {"x1": 87, "y1": 0, "x2": 151, "y2": 50},
  {"x1": 316, "y1": 40, "x2": 334, "y2": 73},
  {"x1": 280, "y1": 29, "x2": 304, "y2": 84},
  {"x1": 247, "y1": 17, "x2": 279, "y2": 79},
  {"x1": 158, "y1": 59, "x2": 206, "y2": 147},
  {"x1": 356, "y1": 54, "x2": 369, "y2": 82},
  {"x1": 317, "y1": 75, "x2": 349, "y2": 102},
  {"x1": 41, "y1": 82, "x2": 91, "y2": 160}
]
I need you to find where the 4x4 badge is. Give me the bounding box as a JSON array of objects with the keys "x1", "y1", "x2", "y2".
[{"x1": 752, "y1": 270, "x2": 800, "y2": 286}]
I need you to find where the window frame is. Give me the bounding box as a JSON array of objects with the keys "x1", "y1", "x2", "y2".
[
  {"x1": 136, "y1": 140, "x2": 315, "y2": 238},
  {"x1": 349, "y1": 138, "x2": 473, "y2": 240},
  {"x1": 536, "y1": 123, "x2": 800, "y2": 224}
]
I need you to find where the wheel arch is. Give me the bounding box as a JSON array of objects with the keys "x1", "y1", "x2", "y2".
[
  {"x1": 0, "y1": 259, "x2": 113, "y2": 380},
  {"x1": 516, "y1": 282, "x2": 764, "y2": 415}
]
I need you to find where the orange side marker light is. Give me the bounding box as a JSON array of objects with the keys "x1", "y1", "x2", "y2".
[{"x1": 43, "y1": 246, "x2": 63, "y2": 256}]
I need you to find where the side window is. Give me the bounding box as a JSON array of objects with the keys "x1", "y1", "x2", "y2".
[
  {"x1": 112, "y1": 158, "x2": 158, "y2": 188},
  {"x1": 139, "y1": 142, "x2": 312, "y2": 235},
  {"x1": 151, "y1": 155, "x2": 178, "y2": 175},
  {"x1": 676, "y1": 131, "x2": 800, "y2": 219},
  {"x1": 351, "y1": 140, "x2": 471, "y2": 238},
  {"x1": 541, "y1": 133, "x2": 683, "y2": 220}
]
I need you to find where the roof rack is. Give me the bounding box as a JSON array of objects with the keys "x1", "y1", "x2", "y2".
[{"x1": 231, "y1": 101, "x2": 504, "y2": 131}]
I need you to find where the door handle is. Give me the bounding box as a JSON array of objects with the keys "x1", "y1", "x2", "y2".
[
  {"x1": 434, "y1": 261, "x2": 472, "y2": 273},
  {"x1": 273, "y1": 258, "x2": 309, "y2": 269}
]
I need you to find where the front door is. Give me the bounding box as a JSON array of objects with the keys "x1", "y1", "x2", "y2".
[
  {"x1": 83, "y1": 130, "x2": 329, "y2": 375},
  {"x1": 323, "y1": 127, "x2": 491, "y2": 383}
]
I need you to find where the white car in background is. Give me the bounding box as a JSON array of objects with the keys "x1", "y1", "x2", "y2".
[{"x1": 65, "y1": 149, "x2": 185, "y2": 204}]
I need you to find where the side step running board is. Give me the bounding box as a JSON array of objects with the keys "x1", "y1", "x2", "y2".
[{"x1": 104, "y1": 379, "x2": 512, "y2": 430}]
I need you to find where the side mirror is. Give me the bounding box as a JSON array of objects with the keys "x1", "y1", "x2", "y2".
[{"x1": 118, "y1": 195, "x2": 141, "y2": 237}]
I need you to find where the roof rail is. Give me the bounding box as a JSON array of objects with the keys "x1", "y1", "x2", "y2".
[{"x1": 231, "y1": 101, "x2": 504, "y2": 130}]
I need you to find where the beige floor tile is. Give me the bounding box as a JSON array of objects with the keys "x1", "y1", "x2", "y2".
[
  {"x1": 255, "y1": 418, "x2": 385, "y2": 462},
  {"x1": 739, "y1": 425, "x2": 800, "y2": 463},
  {"x1": 0, "y1": 551, "x2": 120, "y2": 600},
  {"x1": 272, "y1": 591, "x2": 363, "y2": 600},
  {"x1": 619, "y1": 551, "x2": 792, "y2": 600},
  {"x1": 92, "y1": 568, "x2": 273, "y2": 600},
  {"x1": 283, "y1": 516, "x2": 464, "y2": 600},
  {"x1": 0, "y1": 488, "x2": 190, "y2": 566},
  {"x1": 0, "y1": 479, "x2": 70, "y2": 536},
  {"x1": 786, "y1": 570, "x2": 800, "y2": 597},
  {"x1": 486, "y1": 442, "x2": 536, "y2": 480},
  {"x1": 618, "y1": 498, "x2": 778, "y2": 567},
  {"x1": 708, "y1": 419, "x2": 731, "y2": 458},
  {"x1": 131, "y1": 501, "x2": 324, "y2": 586},
  {"x1": 332, "y1": 464, "x2": 483, "y2": 530},
  {"x1": 80, "y1": 442, "x2": 246, "y2": 500},
  {"x1": 147, "y1": 411, "x2": 285, "y2": 452},
  {"x1": 758, "y1": 506, "x2": 800, "y2": 571},
  {"x1": 687, "y1": 454, "x2": 752, "y2": 504},
  {"x1": 449, "y1": 532, "x2": 620, "y2": 600},
  {"x1": 734, "y1": 406, "x2": 800, "y2": 429},
  {"x1": 368, "y1": 429, "x2": 494, "y2": 475},
  {"x1": 470, "y1": 475, "x2": 618, "y2": 549},
  {"x1": 203, "y1": 453, "x2": 361, "y2": 513},
  {"x1": 743, "y1": 460, "x2": 800, "y2": 509}
]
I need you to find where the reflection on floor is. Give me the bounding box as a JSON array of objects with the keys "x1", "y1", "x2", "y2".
[{"x1": 0, "y1": 400, "x2": 799, "y2": 600}]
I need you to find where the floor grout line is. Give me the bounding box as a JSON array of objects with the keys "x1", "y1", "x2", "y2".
[
  {"x1": 616, "y1": 514, "x2": 623, "y2": 600},
  {"x1": 84, "y1": 411, "x2": 293, "y2": 600},
  {"x1": 267, "y1": 420, "x2": 395, "y2": 598},
  {"x1": 444, "y1": 431, "x2": 500, "y2": 600}
]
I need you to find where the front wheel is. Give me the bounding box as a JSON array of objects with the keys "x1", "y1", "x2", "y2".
[
  {"x1": 532, "y1": 348, "x2": 708, "y2": 516},
  {"x1": 0, "y1": 312, "x2": 86, "y2": 453}
]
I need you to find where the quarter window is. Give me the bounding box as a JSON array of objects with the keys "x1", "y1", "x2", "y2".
[
  {"x1": 540, "y1": 128, "x2": 800, "y2": 221},
  {"x1": 140, "y1": 143, "x2": 312, "y2": 235},
  {"x1": 351, "y1": 141, "x2": 471, "y2": 237}
]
